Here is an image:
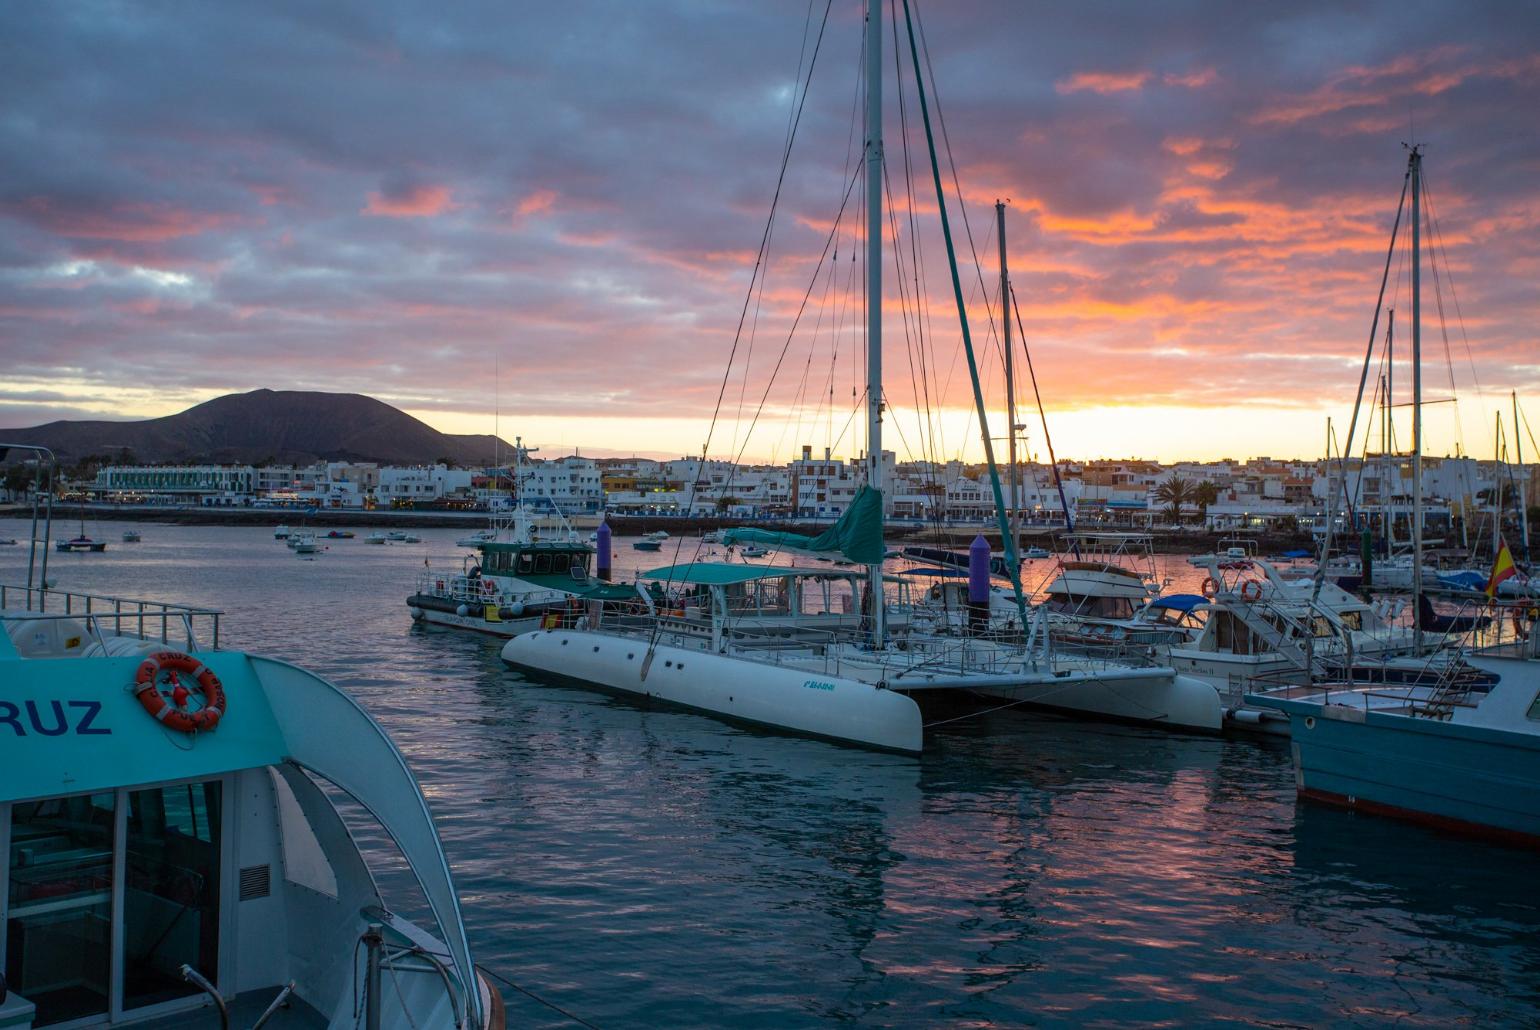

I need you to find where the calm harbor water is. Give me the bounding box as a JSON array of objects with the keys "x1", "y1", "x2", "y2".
[{"x1": 4, "y1": 519, "x2": 1538, "y2": 1028}]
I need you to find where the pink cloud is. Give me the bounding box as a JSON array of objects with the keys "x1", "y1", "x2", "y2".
[
  {"x1": 516, "y1": 189, "x2": 559, "y2": 216},
  {"x1": 1164, "y1": 68, "x2": 1217, "y2": 89},
  {"x1": 362, "y1": 184, "x2": 455, "y2": 218},
  {"x1": 2, "y1": 197, "x2": 238, "y2": 241},
  {"x1": 1055, "y1": 70, "x2": 1150, "y2": 95}
]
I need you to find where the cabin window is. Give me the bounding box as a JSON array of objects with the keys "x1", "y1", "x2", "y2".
[
  {"x1": 1212, "y1": 612, "x2": 1257, "y2": 656},
  {"x1": 1339, "y1": 611, "x2": 1363, "y2": 631},
  {"x1": 1527, "y1": 691, "x2": 1540, "y2": 722},
  {"x1": 517, "y1": 554, "x2": 535, "y2": 575},
  {"x1": 5, "y1": 793, "x2": 116, "y2": 1026},
  {"x1": 122, "y1": 781, "x2": 222, "y2": 1011},
  {"x1": 533, "y1": 555, "x2": 552, "y2": 575}
]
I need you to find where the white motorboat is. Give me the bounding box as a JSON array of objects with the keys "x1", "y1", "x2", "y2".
[
  {"x1": 273, "y1": 524, "x2": 291, "y2": 539},
  {"x1": 121, "y1": 529, "x2": 142, "y2": 543},
  {"x1": 291, "y1": 533, "x2": 319, "y2": 554},
  {"x1": 367, "y1": 531, "x2": 389, "y2": 544},
  {"x1": 409, "y1": 508, "x2": 634, "y2": 638},
  {"x1": 0, "y1": 582, "x2": 505, "y2": 1030}
]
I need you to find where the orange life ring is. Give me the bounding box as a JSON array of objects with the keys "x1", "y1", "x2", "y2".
[
  {"x1": 133, "y1": 652, "x2": 226, "y2": 733},
  {"x1": 1201, "y1": 576, "x2": 1219, "y2": 599},
  {"x1": 1239, "y1": 579, "x2": 1264, "y2": 602},
  {"x1": 481, "y1": 578, "x2": 497, "y2": 597}
]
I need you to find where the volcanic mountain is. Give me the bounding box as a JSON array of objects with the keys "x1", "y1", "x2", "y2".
[{"x1": 0, "y1": 390, "x2": 510, "y2": 466}]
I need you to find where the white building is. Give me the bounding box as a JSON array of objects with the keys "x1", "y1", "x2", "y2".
[{"x1": 522, "y1": 456, "x2": 604, "y2": 514}]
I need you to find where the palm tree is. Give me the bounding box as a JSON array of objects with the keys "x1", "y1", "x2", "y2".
[
  {"x1": 1192, "y1": 480, "x2": 1220, "y2": 525},
  {"x1": 1155, "y1": 474, "x2": 1192, "y2": 525}
]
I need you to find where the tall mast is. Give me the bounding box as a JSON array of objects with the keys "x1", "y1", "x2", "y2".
[
  {"x1": 998, "y1": 200, "x2": 1020, "y2": 562},
  {"x1": 864, "y1": 0, "x2": 886, "y2": 648},
  {"x1": 1409, "y1": 145, "x2": 1424, "y2": 652},
  {"x1": 1384, "y1": 309, "x2": 1394, "y2": 550},
  {"x1": 1516, "y1": 390, "x2": 1531, "y2": 561}
]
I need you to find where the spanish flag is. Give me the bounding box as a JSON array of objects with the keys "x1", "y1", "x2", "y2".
[{"x1": 1486, "y1": 536, "x2": 1517, "y2": 598}]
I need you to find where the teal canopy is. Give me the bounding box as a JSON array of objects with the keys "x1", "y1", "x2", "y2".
[
  {"x1": 639, "y1": 563, "x2": 847, "y2": 586},
  {"x1": 723, "y1": 486, "x2": 885, "y2": 565}
]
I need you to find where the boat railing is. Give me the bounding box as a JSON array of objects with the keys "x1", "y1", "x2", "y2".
[{"x1": 0, "y1": 583, "x2": 223, "y2": 651}]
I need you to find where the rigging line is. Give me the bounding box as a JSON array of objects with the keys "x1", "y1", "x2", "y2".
[
  {"x1": 882, "y1": 157, "x2": 932, "y2": 470},
  {"x1": 933, "y1": 218, "x2": 996, "y2": 459},
  {"x1": 1418, "y1": 174, "x2": 1468, "y2": 459},
  {"x1": 1323, "y1": 159, "x2": 1410, "y2": 570},
  {"x1": 651, "y1": 0, "x2": 835, "y2": 628},
  {"x1": 476, "y1": 964, "x2": 601, "y2": 1030},
  {"x1": 1420, "y1": 167, "x2": 1491, "y2": 438},
  {"x1": 730, "y1": 0, "x2": 827, "y2": 459},
  {"x1": 912, "y1": 0, "x2": 1000, "y2": 349},
  {"x1": 701, "y1": 0, "x2": 835, "y2": 464},
  {"x1": 727, "y1": 166, "x2": 866, "y2": 471},
  {"x1": 899, "y1": 0, "x2": 1028, "y2": 633},
  {"x1": 1009, "y1": 283, "x2": 1078, "y2": 553},
  {"x1": 889, "y1": 0, "x2": 942, "y2": 479}
]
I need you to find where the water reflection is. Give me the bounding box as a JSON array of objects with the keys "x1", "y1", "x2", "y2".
[{"x1": 3, "y1": 522, "x2": 1538, "y2": 1027}]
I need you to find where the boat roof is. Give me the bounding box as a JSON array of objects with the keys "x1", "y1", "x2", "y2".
[
  {"x1": 480, "y1": 539, "x2": 591, "y2": 553},
  {"x1": 640, "y1": 562, "x2": 858, "y2": 585}
]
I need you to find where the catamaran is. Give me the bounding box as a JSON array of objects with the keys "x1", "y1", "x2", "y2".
[{"x1": 500, "y1": 0, "x2": 1224, "y2": 749}]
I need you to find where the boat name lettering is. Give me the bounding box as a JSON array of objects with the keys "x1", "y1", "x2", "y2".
[
  {"x1": 802, "y1": 680, "x2": 836, "y2": 692},
  {"x1": 0, "y1": 699, "x2": 111, "y2": 737}
]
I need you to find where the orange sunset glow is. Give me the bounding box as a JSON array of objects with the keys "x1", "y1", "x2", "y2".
[{"x1": 0, "y1": 3, "x2": 1534, "y2": 463}]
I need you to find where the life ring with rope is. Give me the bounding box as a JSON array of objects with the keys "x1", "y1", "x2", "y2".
[
  {"x1": 133, "y1": 652, "x2": 226, "y2": 733},
  {"x1": 1201, "y1": 576, "x2": 1219, "y2": 599},
  {"x1": 480, "y1": 577, "x2": 498, "y2": 598},
  {"x1": 1239, "y1": 579, "x2": 1264, "y2": 602}
]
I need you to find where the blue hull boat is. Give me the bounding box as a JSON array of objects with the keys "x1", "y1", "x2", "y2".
[{"x1": 1251, "y1": 648, "x2": 1540, "y2": 849}]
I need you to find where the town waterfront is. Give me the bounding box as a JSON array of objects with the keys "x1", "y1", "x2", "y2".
[{"x1": 6, "y1": 520, "x2": 1537, "y2": 1028}]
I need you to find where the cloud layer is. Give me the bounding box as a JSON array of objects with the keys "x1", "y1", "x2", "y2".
[{"x1": 2, "y1": 0, "x2": 1536, "y2": 461}]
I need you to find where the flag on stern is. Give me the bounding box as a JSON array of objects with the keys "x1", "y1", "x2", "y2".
[{"x1": 1486, "y1": 536, "x2": 1517, "y2": 598}]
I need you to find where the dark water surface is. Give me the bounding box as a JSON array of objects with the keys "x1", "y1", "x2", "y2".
[{"x1": 5, "y1": 521, "x2": 1538, "y2": 1028}]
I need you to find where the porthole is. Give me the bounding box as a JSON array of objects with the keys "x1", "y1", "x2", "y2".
[{"x1": 1304, "y1": 716, "x2": 1315, "y2": 729}]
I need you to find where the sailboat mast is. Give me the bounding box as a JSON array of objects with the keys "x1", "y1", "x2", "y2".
[
  {"x1": 864, "y1": 0, "x2": 886, "y2": 648},
  {"x1": 1409, "y1": 145, "x2": 1424, "y2": 651},
  {"x1": 1516, "y1": 390, "x2": 1530, "y2": 560},
  {"x1": 998, "y1": 200, "x2": 1020, "y2": 560}
]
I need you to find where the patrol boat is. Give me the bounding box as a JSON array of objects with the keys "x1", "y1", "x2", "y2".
[
  {"x1": 408, "y1": 508, "x2": 635, "y2": 638},
  {"x1": 0, "y1": 581, "x2": 504, "y2": 1030}
]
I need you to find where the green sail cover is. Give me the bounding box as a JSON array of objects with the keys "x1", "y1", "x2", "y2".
[{"x1": 723, "y1": 486, "x2": 885, "y2": 564}]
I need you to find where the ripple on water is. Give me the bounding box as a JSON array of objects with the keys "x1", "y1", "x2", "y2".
[{"x1": 4, "y1": 522, "x2": 1538, "y2": 1028}]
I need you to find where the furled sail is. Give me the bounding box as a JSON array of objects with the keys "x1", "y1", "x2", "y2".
[{"x1": 723, "y1": 485, "x2": 885, "y2": 565}]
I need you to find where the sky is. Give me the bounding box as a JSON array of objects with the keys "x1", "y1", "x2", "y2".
[{"x1": 2, "y1": 0, "x2": 1537, "y2": 465}]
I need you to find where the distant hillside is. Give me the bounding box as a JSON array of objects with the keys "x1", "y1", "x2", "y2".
[{"x1": 0, "y1": 389, "x2": 510, "y2": 467}]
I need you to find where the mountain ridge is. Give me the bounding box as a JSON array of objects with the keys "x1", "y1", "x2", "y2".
[{"x1": 0, "y1": 389, "x2": 511, "y2": 466}]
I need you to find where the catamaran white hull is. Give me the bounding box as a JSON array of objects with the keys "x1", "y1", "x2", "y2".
[
  {"x1": 501, "y1": 629, "x2": 925, "y2": 753},
  {"x1": 971, "y1": 669, "x2": 1224, "y2": 732},
  {"x1": 867, "y1": 663, "x2": 1223, "y2": 733}
]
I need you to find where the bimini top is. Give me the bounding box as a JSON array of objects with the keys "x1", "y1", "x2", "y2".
[
  {"x1": 640, "y1": 562, "x2": 859, "y2": 586},
  {"x1": 1148, "y1": 593, "x2": 1208, "y2": 612}
]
